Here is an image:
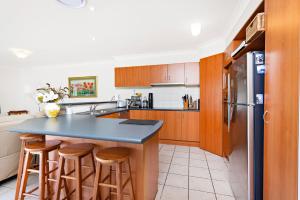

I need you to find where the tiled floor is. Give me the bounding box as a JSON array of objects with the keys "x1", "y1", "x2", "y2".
[
  {"x1": 157, "y1": 144, "x2": 235, "y2": 200},
  {"x1": 0, "y1": 144, "x2": 235, "y2": 200}
]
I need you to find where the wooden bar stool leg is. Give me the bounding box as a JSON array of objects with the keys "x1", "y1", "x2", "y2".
[
  {"x1": 116, "y1": 163, "x2": 123, "y2": 200},
  {"x1": 75, "y1": 157, "x2": 83, "y2": 200},
  {"x1": 45, "y1": 153, "x2": 51, "y2": 198},
  {"x1": 127, "y1": 159, "x2": 135, "y2": 200},
  {"x1": 62, "y1": 168, "x2": 71, "y2": 200},
  {"x1": 55, "y1": 156, "x2": 64, "y2": 200},
  {"x1": 15, "y1": 140, "x2": 26, "y2": 200},
  {"x1": 109, "y1": 166, "x2": 112, "y2": 200},
  {"x1": 39, "y1": 152, "x2": 46, "y2": 200},
  {"x1": 92, "y1": 162, "x2": 101, "y2": 200},
  {"x1": 19, "y1": 152, "x2": 33, "y2": 200}
]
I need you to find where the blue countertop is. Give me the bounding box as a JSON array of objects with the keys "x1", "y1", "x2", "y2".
[{"x1": 8, "y1": 115, "x2": 163, "y2": 144}]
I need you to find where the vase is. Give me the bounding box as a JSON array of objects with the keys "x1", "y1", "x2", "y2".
[{"x1": 44, "y1": 103, "x2": 60, "y2": 118}]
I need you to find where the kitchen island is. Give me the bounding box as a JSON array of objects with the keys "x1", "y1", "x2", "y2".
[{"x1": 9, "y1": 115, "x2": 163, "y2": 200}]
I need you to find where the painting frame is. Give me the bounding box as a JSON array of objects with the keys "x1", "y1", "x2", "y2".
[{"x1": 68, "y1": 76, "x2": 97, "y2": 98}]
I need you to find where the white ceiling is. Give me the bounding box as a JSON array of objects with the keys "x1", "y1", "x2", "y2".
[{"x1": 0, "y1": 0, "x2": 248, "y2": 68}]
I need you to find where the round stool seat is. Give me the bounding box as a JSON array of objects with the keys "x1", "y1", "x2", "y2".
[
  {"x1": 25, "y1": 140, "x2": 61, "y2": 152},
  {"x1": 58, "y1": 143, "x2": 94, "y2": 158},
  {"x1": 95, "y1": 147, "x2": 130, "y2": 164},
  {"x1": 20, "y1": 134, "x2": 44, "y2": 141}
]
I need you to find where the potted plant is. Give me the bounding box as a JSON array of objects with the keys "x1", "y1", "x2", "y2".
[{"x1": 36, "y1": 83, "x2": 69, "y2": 118}]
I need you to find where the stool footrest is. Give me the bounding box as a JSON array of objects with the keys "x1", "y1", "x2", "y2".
[
  {"x1": 27, "y1": 169, "x2": 39, "y2": 173},
  {"x1": 99, "y1": 182, "x2": 117, "y2": 189},
  {"x1": 122, "y1": 177, "x2": 130, "y2": 190},
  {"x1": 61, "y1": 175, "x2": 77, "y2": 180},
  {"x1": 82, "y1": 171, "x2": 94, "y2": 183},
  {"x1": 45, "y1": 167, "x2": 58, "y2": 176}
]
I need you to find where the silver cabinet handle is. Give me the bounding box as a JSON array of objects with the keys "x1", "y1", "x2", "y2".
[{"x1": 263, "y1": 111, "x2": 270, "y2": 124}]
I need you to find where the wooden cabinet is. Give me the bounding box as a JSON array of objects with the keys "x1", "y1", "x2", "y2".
[
  {"x1": 223, "y1": 40, "x2": 243, "y2": 67},
  {"x1": 167, "y1": 63, "x2": 185, "y2": 83},
  {"x1": 184, "y1": 62, "x2": 200, "y2": 85},
  {"x1": 115, "y1": 67, "x2": 125, "y2": 87},
  {"x1": 181, "y1": 112, "x2": 200, "y2": 142},
  {"x1": 150, "y1": 65, "x2": 168, "y2": 84},
  {"x1": 148, "y1": 111, "x2": 165, "y2": 139},
  {"x1": 130, "y1": 110, "x2": 149, "y2": 120},
  {"x1": 163, "y1": 111, "x2": 182, "y2": 140},
  {"x1": 199, "y1": 53, "x2": 224, "y2": 156},
  {"x1": 263, "y1": 0, "x2": 300, "y2": 199},
  {"x1": 138, "y1": 66, "x2": 151, "y2": 87}
]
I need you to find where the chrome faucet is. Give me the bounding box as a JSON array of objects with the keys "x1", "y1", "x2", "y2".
[{"x1": 89, "y1": 104, "x2": 98, "y2": 115}]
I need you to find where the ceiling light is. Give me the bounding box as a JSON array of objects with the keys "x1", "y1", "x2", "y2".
[
  {"x1": 9, "y1": 48, "x2": 32, "y2": 59},
  {"x1": 191, "y1": 23, "x2": 202, "y2": 36},
  {"x1": 57, "y1": 0, "x2": 86, "y2": 8},
  {"x1": 89, "y1": 6, "x2": 95, "y2": 12}
]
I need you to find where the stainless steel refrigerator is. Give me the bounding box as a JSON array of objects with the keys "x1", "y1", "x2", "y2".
[{"x1": 226, "y1": 52, "x2": 265, "y2": 200}]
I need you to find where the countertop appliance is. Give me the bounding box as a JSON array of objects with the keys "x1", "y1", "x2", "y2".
[
  {"x1": 128, "y1": 96, "x2": 142, "y2": 108},
  {"x1": 148, "y1": 93, "x2": 153, "y2": 109},
  {"x1": 117, "y1": 100, "x2": 127, "y2": 108},
  {"x1": 226, "y1": 51, "x2": 265, "y2": 200}
]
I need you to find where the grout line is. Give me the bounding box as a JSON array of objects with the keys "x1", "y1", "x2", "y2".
[
  {"x1": 160, "y1": 145, "x2": 176, "y2": 200},
  {"x1": 205, "y1": 151, "x2": 218, "y2": 200}
]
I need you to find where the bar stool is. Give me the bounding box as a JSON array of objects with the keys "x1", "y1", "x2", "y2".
[
  {"x1": 19, "y1": 140, "x2": 61, "y2": 200},
  {"x1": 15, "y1": 134, "x2": 45, "y2": 200},
  {"x1": 92, "y1": 147, "x2": 135, "y2": 200},
  {"x1": 55, "y1": 143, "x2": 95, "y2": 200}
]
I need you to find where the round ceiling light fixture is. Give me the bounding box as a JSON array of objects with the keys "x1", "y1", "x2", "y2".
[{"x1": 57, "y1": 0, "x2": 86, "y2": 8}]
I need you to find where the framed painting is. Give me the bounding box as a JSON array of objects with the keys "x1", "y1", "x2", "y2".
[{"x1": 68, "y1": 76, "x2": 97, "y2": 98}]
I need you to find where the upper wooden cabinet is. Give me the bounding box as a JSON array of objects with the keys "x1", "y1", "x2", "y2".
[
  {"x1": 167, "y1": 63, "x2": 185, "y2": 83},
  {"x1": 184, "y1": 62, "x2": 200, "y2": 85},
  {"x1": 115, "y1": 62, "x2": 199, "y2": 87},
  {"x1": 200, "y1": 53, "x2": 224, "y2": 156},
  {"x1": 150, "y1": 65, "x2": 168, "y2": 84},
  {"x1": 223, "y1": 40, "x2": 243, "y2": 67},
  {"x1": 114, "y1": 66, "x2": 151, "y2": 87}
]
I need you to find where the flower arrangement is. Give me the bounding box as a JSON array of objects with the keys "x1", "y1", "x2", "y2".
[{"x1": 36, "y1": 83, "x2": 69, "y2": 103}]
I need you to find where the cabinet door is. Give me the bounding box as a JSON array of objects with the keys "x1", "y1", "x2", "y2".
[
  {"x1": 167, "y1": 63, "x2": 185, "y2": 83},
  {"x1": 163, "y1": 111, "x2": 182, "y2": 140},
  {"x1": 184, "y1": 62, "x2": 200, "y2": 85},
  {"x1": 181, "y1": 112, "x2": 200, "y2": 142},
  {"x1": 125, "y1": 67, "x2": 140, "y2": 87},
  {"x1": 264, "y1": 0, "x2": 299, "y2": 199},
  {"x1": 200, "y1": 53, "x2": 223, "y2": 156},
  {"x1": 115, "y1": 67, "x2": 125, "y2": 87},
  {"x1": 138, "y1": 66, "x2": 151, "y2": 87},
  {"x1": 130, "y1": 110, "x2": 149, "y2": 120},
  {"x1": 150, "y1": 65, "x2": 168, "y2": 84},
  {"x1": 148, "y1": 111, "x2": 165, "y2": 139}
]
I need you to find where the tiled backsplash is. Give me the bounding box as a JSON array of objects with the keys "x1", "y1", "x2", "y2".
[{"x1": 115, "y1": 86, "x2": 200, "y2": 108}]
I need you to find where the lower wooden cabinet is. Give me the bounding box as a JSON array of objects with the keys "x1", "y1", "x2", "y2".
[
  {"x1": 182, "y1": 112, "x2": 200, "y2": 142},
  {"x1": 98, "y1": 111, "x2": 129, "y2": 119},
  {"x1": 130, "y1": 110, "x2": 199, "y2": 144},
  {"x1": 129, "y1": 110, "x2": 149, "y2": 120}
]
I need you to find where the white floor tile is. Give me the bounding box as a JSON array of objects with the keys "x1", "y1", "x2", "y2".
[
  {"x1": 216, "y1": 194, "x2": 236, "y2": 200},
  {"x1": 189, "y1": 159, "x2": 208, "y2": 168},
  {"x1": 190, "y1": 147, "x2": 205, "y2": 154},
  {"x1": 206, "y1": 154, "x2": 224, "y2": 162},
  {"x1": 161, "y1": 186, "x2": 188, "y2": 200},
  {"x1": 172, "y1": 157, "x2": 189, "y2": 166},
  {"x1": 160, "y1": 149, "x2": 174, "y2": 157},
  {"x1": 165, "y1": 174, "x2": 188, "y2": 189},
  {"x1": 207, "y1": 160, "x2": 228, "y2": 170},
  {"x1": 189, "y1": 176, "x2": 214, "y2": 193},
  {"x1": 155, "y1": 184, "x2": 164, "y2": 200},
  {"x1": 0, "y1": 187, "x2": 15, "y2": 199},
  {"x1": 169, "y1": 164, "x2": 188, "y2": 176},
  {"x1": 1, "y1": 177, "x2": 17, "y2": 189},
  {"x1": 175, "y1": 145, "x2": 190, "y2": 153},
  {"x1": 159, "y1": 162, "x2": 170, "y2": 173},
  {"x1": 173, "y1": 151, "x2": 189, "y2": 158},
  {"x1": 159, "y1": 155, "x2": 173, "y2": 164},
  {"x1": 161, "y1": 145, "x2": 175, "y2": 151},
  {"x1": 159, "y1": 172, "x2": 168, "y2": 184},
  {"x1": 213, "y1": 180, "x2": 234, "y2": 196},
  {"x1": 190, "y1": 153, "x2": 206, "y2": 160},
  {"x1": 189, "y1": 167, "x2": 211, "y2": 179},
  {"x1": 210, "y1": 169, "x2": 229, "y2": 181},
  {"x1": 189, "y1": 190, "x2": 216, "y2": 200}
]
